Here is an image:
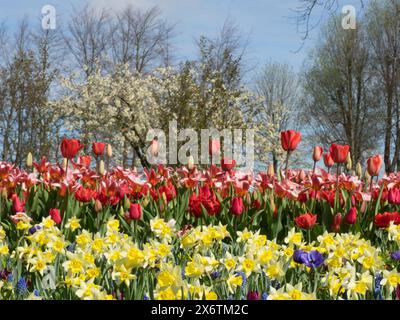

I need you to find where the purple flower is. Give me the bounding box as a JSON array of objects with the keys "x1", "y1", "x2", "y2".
[
  {"x1": 391, "y1": 251, "x2": 400, "y2": 261},
  {"x1": 303, "y1": 250, "x2": 325, "y2": 268},
  {"x1": 247, "y1": 291, "x2": 260, "y2": 300},
  {"x1": 16, "y1": 277, "x2": 28, "y2": 296},
  {"x1": 261, "y1": 292, "x2": 268, "y2": 300},
  {"x1": 374, "y1": 274, "x2": 383, "y2": 300},
  {"x1": 0, "y1": 269, "x2": 11, "y2": 280},
  {"x1": 293, "y1": 250, "x2": 307, "y2": 263},
  {"x1": 293, "y1": 250, "x2": 325, "y2": 268}
]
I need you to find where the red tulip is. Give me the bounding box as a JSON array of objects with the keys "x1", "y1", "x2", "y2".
[
  {"x1": 158, "y1": 183, "x2": 176, "y2": 203},
  {"x1": 221, "y1": 158, "x2": 236, "y2": 171},
  {"x1": 75, "y1": 187, "x2": 97, "y2": 203},
  {"x1": 294, "y1": 213, "x2": 317, "y2": 229},
  {"x1": 323, "y1": 153, "x2": 335, "y2": 168},
  {"x1": 49, "y1": 208, "x2": 62, "y2": 225},
  {"x1": 313, "y1": 146, "x2": 323, "y2": 162},
  {"x1": 60, "y1": 138, "x2": 84, "y2": 159},
  {"x1": 247, "y1": 291, "x2": 260, "y2": 300},
  {"x1": 374, "y1": 212, "x2": 400, "y2": 228},
  {"x1": 367, "y1": 155, "x2": 382, "y2": 177},
  {"x1": 230, "y1": 197, "x2": 244, "y2": 216},
  {"x1": 344, "y1": 207, "x2": 357, "y2": 225},
  {"x1": 11, "y1": 194, "x2": 25, "y2": 213},
  {"x1": 129, "y1": 203, "x2": 142, "y2": 220},
  {"x1": 33, "y1": 157, "x2": 49, "y2": 174},
  {"x1": 92, "y1": 142, "x2": 106, "y2": 156},
  {"x1": 332, "y1": 213, "x2": 342, "y2": 232},
  {"x1": 329, "y1": 144, "x2": 350, "y2": 164},
  {"x1": 388, "y1": 188, "x2": 400, "y2": 205},
  {"x1": 78, "y1": 155, "x2": 92, "y2": 168},
  {"x1": 209, "y1": 140, "x2": 220, "y2": 156},
  {"x1": 188, "y1": 186, "x2": 220, "y2": 218},
  {"x1": 188, "y1": 193, "x2": 203, "y2": 218},
  {"x1": 280, "y1": 130, "x2": 301, "y2": 152}
]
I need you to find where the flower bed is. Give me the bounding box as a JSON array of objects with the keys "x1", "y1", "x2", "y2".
[{"x1": 0, "y1": 155, "x2": 400, "y2": 300}]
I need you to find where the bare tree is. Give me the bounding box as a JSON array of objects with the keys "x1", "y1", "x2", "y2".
[
  {"x1": 365, "y1": 0, "x2": 400, "y2": 173},
  {"x1": 302, "y1": 16, "x2": 380, "y2": 166},
  {"x1": 254, "y1": 62, "x2": 300, "y2": 171},
  {"x1": 64, "y1": 5, "x2": 111, "y2": 77},
  {"x1": 106, "y1": 5, "x2": 175, "y2": 166},
  {"x1": 196, "y1": 18, "x2": 248, "y2": 90},
  {"x1": 293, "y1": 0, "x2": 365, "y2": 45},
  {"x1": 0, "y1": 18, "x2": 61, "y2": 165},
  {"x1": 110, "y1": 5, "x2": 176, "y2": 73}
]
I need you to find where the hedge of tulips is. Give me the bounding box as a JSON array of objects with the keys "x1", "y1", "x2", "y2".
[{"x1": 0, "y1": 132, "x2": 400, "y2": 300}]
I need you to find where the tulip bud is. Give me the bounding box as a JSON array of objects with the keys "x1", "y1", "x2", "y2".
[
  {"x1": 129, "y1": 203, "x2": 142, "y2": 220},
  {"x1": 94, "y1": 199, "x2": 103, "y2": 213},
  {"x1": 119, "y1": 205, "x2": 125, "y2": 217},
  {"x1": 62, "y1": 158, "x2": 68, "y2": 170},
  {"x1": 230, "y1": 197, "x2": 244, "y2": 216},
  {"x1": 26, "y1": 152, "x2": 33, "y2": 168},
  {"x1": 346, "y1": 152, "x2": 352, "y2": 171},
  {"x1": 344, "y1": 207, "x2": 357, "y2": 225},
  {"x1": 124, "y1": 197, "x2": 131, "y2": 210},
  {"x1": 187, "y1": 155, "x2": 195, "y2": 170},
  {"x1": 365, "y1": 170, "x2": 371, "y2": 185},
  {"x1": 332, "y1": 213, "x2": 342, "y2": 232},
  {"x1": 162, "y1": 192, "x2": 167, "y2": 205},
  {"x1": 267, "y1": 164, "x2": 274, "y2": 177},
  {"x1": 209, "y1": 139, "x2": 220, "y2": 156},
  {"x1": 1, "y1": 188, "x2": 8, "y2": 199},
  {"x1": 312, "y1": 146, "x2": 323, "y2": 162},
  {"x1": 142, "y1": 197, "x2": 149, "y2": 207},
  {"x1": 298, "y1": 170, "x2": 306, "y2": 181},
  {"x1": 107, "y1": 144, "x2": 112, "y2": 158},
  {"x1": 245, "y1": 193, "x2": 251, "y2": 206},
  {"x1": 253, "y1": 190, "x2": 259, "y2": 201},
  {"x1": 269, "y1": 193, "x2": 275, "y2": 214},
  {"x1": 98, "y1": 160, "x2": 105, "y2": 175},
  {"x1": 124, "y1": 211, "x2": 132, "y2": 223},
  {"x1": 150, "y1": 139, "x2": 159, "y2": 157},
  {"x1": 355, "y1": 162, "x2": 362, "y2": 178},
  {"x1": 367, "y1": 154, "x2": 383, "y2": 177}
]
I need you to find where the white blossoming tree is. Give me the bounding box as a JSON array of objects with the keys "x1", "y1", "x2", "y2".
[{"x1": 50, "y1": 63, "x2": 259, "y2": 168}]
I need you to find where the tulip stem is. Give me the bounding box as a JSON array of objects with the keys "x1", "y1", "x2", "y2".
[
  {"x1": 312, "y1": 161, "x2": 316, "y2": 174},
  {"x1": 336, "y1": 165, "x2": 340, "y2": 186},
  {"x1": 285, "y1": 151, "x2": 290, "y2": 178},
  {"x1": 335, "y1": 164, "x2": 340, "y2": 214},
  {"x1": 65, "y1": 158, "x2": 69, "y2": 178}
]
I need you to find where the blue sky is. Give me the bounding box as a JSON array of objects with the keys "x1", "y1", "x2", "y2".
[{"x1": 0, "y1": 0, "x2": 364, "y2": 77}]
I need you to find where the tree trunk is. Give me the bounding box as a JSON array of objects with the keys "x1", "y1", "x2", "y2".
[{"x1": 384, "y1": 92, "x2": 393, "y2": 173}]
